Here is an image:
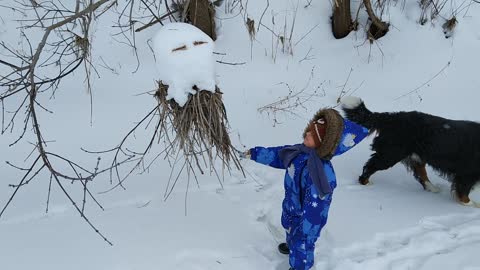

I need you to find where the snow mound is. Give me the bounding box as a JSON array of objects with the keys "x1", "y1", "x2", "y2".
[{"x1": 153, "y1": 22, "x2": 216, "y2": 107}]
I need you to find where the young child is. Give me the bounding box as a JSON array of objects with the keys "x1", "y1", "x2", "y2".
[{"x1": 242, "y1": 108, "x2": 369, "y2": 270}]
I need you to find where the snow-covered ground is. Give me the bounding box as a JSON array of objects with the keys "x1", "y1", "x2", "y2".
[{"x1": 1, "y1": 1, "x2": 480, "y2": 269}]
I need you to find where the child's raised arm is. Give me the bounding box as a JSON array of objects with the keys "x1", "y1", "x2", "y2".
[{"x1": 248, "y1": 145, "x2": 291, "y2": 169}]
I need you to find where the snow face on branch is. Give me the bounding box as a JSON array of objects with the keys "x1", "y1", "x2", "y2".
[{"x1": 153, "y1": 23, "x2": 216, "y2": 107}]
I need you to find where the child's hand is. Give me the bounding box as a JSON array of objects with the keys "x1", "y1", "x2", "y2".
[
  {"x1": 235, "y1": 148, "x2": 251, "y2": 159},
  {"x1": 240, "y1": 150, "x2": 251, "y2": 159}
]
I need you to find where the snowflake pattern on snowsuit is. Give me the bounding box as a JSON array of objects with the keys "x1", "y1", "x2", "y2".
[{"x1": 250, "y1": 118, "x2": 369, "y2": 270}]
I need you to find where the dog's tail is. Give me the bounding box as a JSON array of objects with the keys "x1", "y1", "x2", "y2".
[{"x1": 340, "y1": 96, "x2": 379, "y2": 130}]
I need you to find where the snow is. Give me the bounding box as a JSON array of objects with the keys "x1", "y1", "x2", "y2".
[
  {"x1": 153, "y1": 22, "x2": 216, "y2": 106},
  {"x1": 1, "y1": 1, "x2": 480, "y2": 270},
  {"x1": 321, "y1": 212, "x2": 480, "y2": 270}
]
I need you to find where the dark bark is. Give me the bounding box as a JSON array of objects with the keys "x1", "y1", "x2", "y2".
[
  {"x1": 363, "y1": 0, "x2": 389, "y2": 40},
  {"x1": 332, "y1": 0, "x2": 352, "y2": 39},
  {"x1": 187, "y1": 0, "x2": 217, "y2": 40}
]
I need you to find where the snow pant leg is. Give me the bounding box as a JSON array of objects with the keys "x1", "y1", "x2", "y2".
[{"x1": 286, "y1": 224, "x2": 321, "y2": 270}]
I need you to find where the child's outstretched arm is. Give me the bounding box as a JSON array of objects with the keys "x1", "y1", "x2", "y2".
[{"x1": 246, "y1": 145, "x2": 291, "y2": 169}]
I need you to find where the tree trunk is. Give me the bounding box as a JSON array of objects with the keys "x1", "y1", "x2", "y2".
[
  {"x1": 187, "y1": 0, "x2": 217, "y2": 40},
  {"x1": 332, "y1": 0, "x2": 352, "y2": 39},
  {"x1": 363, "y1": 0, "x2": 389, "y2": 40}
]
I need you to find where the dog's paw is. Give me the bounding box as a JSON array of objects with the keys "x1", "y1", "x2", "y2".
[
  {"x1": 451, "y1": 191, "x2": 479, "y2": 207},
  {"x1": 458, "y1": 200, "x2": 476, "y2": 207},
  {"x1": 359, "y1": 177, "x2": 371, "y2": 186},
  {"x1": 462, "y1": 199, "x2": 480, "y2": 208},
  {"x1": 425, "y1": 181, "x2": 440, "y2": 193},
  {"x1": 359, "y1": 180, "x2": 372, "y2": 186}
]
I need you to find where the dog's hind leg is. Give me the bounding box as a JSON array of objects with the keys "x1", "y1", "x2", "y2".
[
  {"x1": 452, "y1": 177, "x2": 480, "y2": 207},
  {"x1": 403, "y1": 156, "x2": 440, "y2": 193},
  {"x1": 359, "y1": 151, "x2": 406, "y2": 185},
  {"x1": 412, "y1": 164, "x2": 440, "y2": 193}
]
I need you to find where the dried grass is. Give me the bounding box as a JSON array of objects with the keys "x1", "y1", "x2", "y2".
[{"x1": 154, "y1": 81, "x2": 242, "y2": 178}]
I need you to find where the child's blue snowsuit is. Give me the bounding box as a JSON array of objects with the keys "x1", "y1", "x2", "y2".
[{"x1": 249, "y1": 119, "x2": 368, "y2": 270}]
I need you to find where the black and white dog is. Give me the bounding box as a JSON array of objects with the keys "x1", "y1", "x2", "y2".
[{"x1": 341, "y1": 96, "x2": 480, "y2": 207}]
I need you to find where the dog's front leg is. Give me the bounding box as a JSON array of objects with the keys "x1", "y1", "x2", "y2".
[{"x1": 359, "y1": 152, "x2": 406, "y2": 186}]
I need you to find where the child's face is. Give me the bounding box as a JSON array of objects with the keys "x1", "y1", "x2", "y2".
[{"x1": 304, "y1": 131, "x2": 318, "y2": 148}]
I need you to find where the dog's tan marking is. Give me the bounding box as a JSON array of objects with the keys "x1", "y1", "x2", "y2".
[
  {"x1": 413, "y1": 164, "x2": 439, "y2": 192},
  {"x1": 457, "y1": 193, "x2": 471, "y2": 204},
  {"x1": 451, "y1": 188, "x2": 473, "y2": 206},
  {"x1": 414, "y1": 164, "x2": 428, "y2": 182}
]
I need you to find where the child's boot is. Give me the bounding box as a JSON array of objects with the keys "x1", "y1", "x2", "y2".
[{"x1": 278, "y1": 242, "x2": 290, "y2": 255}]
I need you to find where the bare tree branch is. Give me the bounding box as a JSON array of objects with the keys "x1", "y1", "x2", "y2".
[{"x1": 0, "y1": 0, "x2": 223, "y2": 244}]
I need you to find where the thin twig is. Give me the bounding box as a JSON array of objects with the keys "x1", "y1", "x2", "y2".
[{"x1": 394, "y1": 61, "x2": 451, "y2": 100}]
